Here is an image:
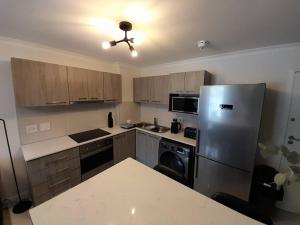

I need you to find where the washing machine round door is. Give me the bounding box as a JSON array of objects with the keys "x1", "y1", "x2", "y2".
[{"x1": 159, "y1": 151, "x2": 185, "y2": 175}]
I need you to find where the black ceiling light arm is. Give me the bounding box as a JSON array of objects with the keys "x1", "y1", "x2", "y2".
[
  {"x1": 0, "y1": 119, "x2": 32, "y2": 214},
  {"x1": 103, "y1": 21, "x2": 137, "y2": 55}
]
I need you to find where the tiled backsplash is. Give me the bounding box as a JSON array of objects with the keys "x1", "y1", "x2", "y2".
[
  {"x1": 17, "y1": 102, "x2": 141, "y2": 145},
  {"x1": 140, "y1": 103, "x2": 197, "y2": 129}
]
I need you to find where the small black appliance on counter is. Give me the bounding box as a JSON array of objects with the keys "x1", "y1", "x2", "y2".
[
  {"x1": 170, "y1": 118, "x2": 181, "y2": 134},
  {"x1": 184, "y1": 127, "x2": 197, "y2": 140}
]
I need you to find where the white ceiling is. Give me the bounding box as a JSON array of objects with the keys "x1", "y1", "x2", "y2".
[{"x1": 0, "y1": 0, "x2": 299, "y2": 66}]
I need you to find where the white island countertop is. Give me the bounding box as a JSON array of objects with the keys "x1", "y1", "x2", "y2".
[{"x1": 30, "y1": 158, "x2": 263, "y2": 225}]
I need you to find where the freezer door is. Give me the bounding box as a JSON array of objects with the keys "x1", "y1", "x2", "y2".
[
  {"x1": 194, "y1": 156, "x2": 252, "y2": 201},
  {"x1": 198, "y1": 84, "x2": 265, "y2": 171}
]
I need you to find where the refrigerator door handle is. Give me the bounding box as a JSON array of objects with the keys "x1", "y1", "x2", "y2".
[
  {"x1": 194, "y1": 154, "x2": 199, "y2": 178},
  {"x1": 196, "y1": 129, "x2": 201, "y2": 153}
]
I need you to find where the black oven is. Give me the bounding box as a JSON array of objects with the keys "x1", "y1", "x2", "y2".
[
  {"x1": 79, "y1": 138, "x2": 114, "y2": 181},
  {"x1": 169, "y1": 93, "x2": 199, "y2": 114}
]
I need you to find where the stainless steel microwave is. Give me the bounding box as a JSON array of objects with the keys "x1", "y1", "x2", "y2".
[{"x1": 169, "y1": 93, "x2": 199, "y2": 114}]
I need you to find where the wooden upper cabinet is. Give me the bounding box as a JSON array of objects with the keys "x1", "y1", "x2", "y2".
[
  {"x1": 170, "y1": 70, "x2": 212, "y2": 93},
  {"x1": 87, "y1": 70, "x2": 104, "y2": 101},
  {"x1": 134, "y1": 70, "x2": 212, "y2": 105},
  {"x1": 67, "y1": 67, "x2": 104, "y2": 102},
  {"x1": 169, "y1": 72, "x2": 185, "y2": 93},
  {"x1": 103, "y1": 73, "x2": 122, "y2": 102},
  {"x1": 184, "y1": 71, "x2": 211, "y2": 93},
  {"x1": 150, "y1": 75, "x2": 170, "y2": 104},
  {"x1": 133, "y1": 77, "x2": 151, "y2": 103},
  {"x1": 11, "y1": 58, "x2": 69, "y2": 107},
  {"x1": 67, "y1": 67, "x2": 89, "y2": 102}
]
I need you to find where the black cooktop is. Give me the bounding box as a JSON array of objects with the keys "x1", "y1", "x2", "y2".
[{"x1": 69, "y1": 129, "x2": 111, "y2": 143}]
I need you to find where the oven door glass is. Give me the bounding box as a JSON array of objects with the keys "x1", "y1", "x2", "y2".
[{"x1": 80, "y1": 146, "x2": 113, "y2": 174}]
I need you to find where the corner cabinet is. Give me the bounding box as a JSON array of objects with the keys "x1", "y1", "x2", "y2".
[
  {"x1": 136, "y1": 130, "x2": 161, "y2": 168},
  {"x1": 104, "y1": 73, "x2": 122, "y2": 102},
  {"x1": 133, "y1": 76, "x2": 170, "y2": 105},
  {"x1": 11, "y1": 58, "x2": 70, "y2": 107},
  {"x1": 133, "y1": 77, "x2": 151, "y2": 103},
  {"x1": 113, "y1": 130, "x2": 136, "y2": 164}
]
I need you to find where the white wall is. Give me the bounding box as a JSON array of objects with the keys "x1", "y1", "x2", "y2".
[
  {"x1": 0, "y1": 37, "x2": 139, "y2": 204},
  {"x1": 141, "y1": 44, "x2": 300, "y2": 213}
]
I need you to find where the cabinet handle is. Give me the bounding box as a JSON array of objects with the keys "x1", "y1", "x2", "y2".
[
  {"x1": 46, "y1": 101, "x2": 67, "y2": 105},
  {"x1": 48, "y1": 177, "x2": 71, "y2": 189},
  {"x1": 151, "y1": 100, "x2": 161, "y2": 103},
  {"x1": 47, "y1": 156, "x2": 68, "y2": 165},
  {"x1": 104, "y1": 99, "x2": 116, "y2": 103},
  {"x1": 78, "y1": 97, "x2": 87, "y2": 100},
  {"x1": 141, "y1": 100, "x2": 149, "y2": 102},
  {"x1": 90, "y1": 97, "x2": 99, "y2": 100},
  {"x1": 55, "y1": 166, "x2": 69, "y2": 174}
]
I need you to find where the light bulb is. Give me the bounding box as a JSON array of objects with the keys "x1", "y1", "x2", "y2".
[
  {"x1": 102, "y1": 41, "x2": 111, "y2": 49},
  {"x1": 131, "y1": 50, "x2": 138, "y2": 57}
]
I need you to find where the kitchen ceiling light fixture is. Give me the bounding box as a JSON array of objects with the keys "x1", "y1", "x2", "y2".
[{"x1": 102, "y1": 21, "x2": 138, "y2": 57}]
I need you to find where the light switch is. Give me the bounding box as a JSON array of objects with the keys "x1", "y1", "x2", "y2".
[
  {"x1": 39, "y1": 122, "x2": 51, "y2": 131},
  {"x1": 26, "y1": 124, "x2": 38, "y2": 134}
]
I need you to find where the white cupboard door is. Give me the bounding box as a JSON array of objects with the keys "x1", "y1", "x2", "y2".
[
  {"x1": 136, "y1": 131, "x2": 147, "y2": 164},
  {"x1": 280, "y1": 71, "x2": 300, "y2": 214},
  {"x1": 146, "y1": 135, "x2": 160, "y2": 168}
]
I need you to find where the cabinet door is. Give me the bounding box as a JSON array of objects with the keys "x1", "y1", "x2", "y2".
[
  {"x1": 87, "y1": 70, "x2": 103, "y2": 101},
  {"x1": 11, "y1": 58, "x2": 69, "y2": 107},
  {"x1": 43, "y1": 63, "x2": 69, "y2": 105},
  {"x1": 125, "y1": 130, "x2": 136, "y2": 159},
  {"x1": 146, "y1": 134, "x2": 160, "y2": 168},
  {"x1": 112, "y1": 73, "x2": 122, "y2": 102},
  {"x1": 113, "y1": 133, "x2": 125, "y2": 164},
  {"x1": 114, "y1": 130, "x2": 136, "y2": 164},
  {"x1": 169, "y1": 72, "x2": 185, "y2": 93},
  {"x1": 136, "y1": 131, "x2": 148, "y2": 164},
  {"x1": 67, "y1": 67, "x2": 89, "y2": 102},
  {"x1": 150, "y1": 75, "x2": 170, "y2": 105},
  {"x1": 184, "y1": 71, "x2": 211, "y2": 93},
  {"x1": 104, "y1": 73, "x2": 122, "y2": 102},
  {"x1": 133, "y1": 77, "x2": 151, "y2": 103}
]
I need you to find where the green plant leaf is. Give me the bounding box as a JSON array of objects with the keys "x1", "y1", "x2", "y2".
[
  {"x1": 274, "y1": 173, "x2": 288, "y2": 190},
  {"x1": 258, "y1": 142, "x2": 280, "y2": 158},
  {"x1": 286, "y1": 151, "x2": 300, "y2": 164},
  {"x1": 281, "y1": 145, "x2": 290, "y2": 157}
]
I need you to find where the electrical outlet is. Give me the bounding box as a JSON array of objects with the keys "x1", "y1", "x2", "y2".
[
  {"x1": 26, "y1": 124, "x2": 38, "y2": 134},
  {"x1": 39, "y1": 122, "x2": 51, "y2": 131}
]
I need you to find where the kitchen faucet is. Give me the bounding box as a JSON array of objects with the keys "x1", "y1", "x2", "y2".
[{"x1": 154, "y1": 117, "x2": 158, "y2": 127}]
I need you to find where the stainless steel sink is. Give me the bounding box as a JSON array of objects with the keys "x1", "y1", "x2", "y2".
[
  {"x1": 135, "y1": 122, "x2": 152, "y2": 129},
  {"x1": 135, "y1": 122, "x2": 170, "y2": 133},
  {"x1": 149, "y1": 126, "x2": 170, "y2": 133}
]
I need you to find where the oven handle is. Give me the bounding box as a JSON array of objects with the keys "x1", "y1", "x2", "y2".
[{"x1": 80, "y1": 144, "x2": 113, "y2": 159}]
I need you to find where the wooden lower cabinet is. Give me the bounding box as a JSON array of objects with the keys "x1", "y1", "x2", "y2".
[
  {"x1": 113, "y1": 130, "x2": 136, "y2": 164},
  {"x1": 27, "y1": 147, "x2": 81, "y2": 206},
  {"x1": 136, "y1": 130, "x2": 161, "y2": 168}
]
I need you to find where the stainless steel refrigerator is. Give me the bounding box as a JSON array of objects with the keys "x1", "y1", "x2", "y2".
[{"x1": 194, "y1": 83, "x2": 265, "y2": 201}]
